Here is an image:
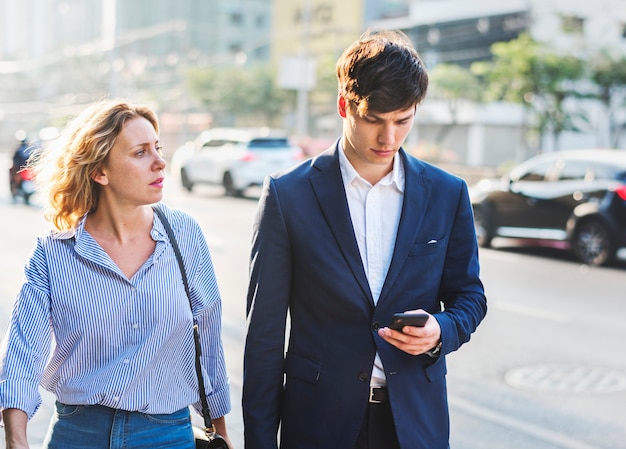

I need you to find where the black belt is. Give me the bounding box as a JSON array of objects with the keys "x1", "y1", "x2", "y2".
[{"x1": 368, "y1": 387, "x2": 388, "y2": 404}]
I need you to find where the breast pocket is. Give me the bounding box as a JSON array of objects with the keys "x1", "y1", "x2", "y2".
[{"x1": 408, "y1": 235, "x2": 448, "y2": 256}]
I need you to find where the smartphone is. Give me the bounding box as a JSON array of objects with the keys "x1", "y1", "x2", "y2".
[{"x1": 389, "y1": 312, "x2": 429, "y2": 331}]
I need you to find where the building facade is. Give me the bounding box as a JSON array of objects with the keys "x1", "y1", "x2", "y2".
[
  {"x1": 0, "y1": 0, "x2": 273, "y2": 150},
  {"x1": 372, "y1": 0, "x2": 626, "y2": 166}
]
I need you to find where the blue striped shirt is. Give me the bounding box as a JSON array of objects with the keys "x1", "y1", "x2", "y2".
[{"x1": 0, "y1": 204, "x2": 231, "y2": 420}]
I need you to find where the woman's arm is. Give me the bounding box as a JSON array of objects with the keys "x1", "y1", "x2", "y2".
[
  {"x1": 212, "y1": 416, "x2": 234, "y2": 449},
  {"x1": 2, "y1": 408, "x2": 29, "y2": 449}
]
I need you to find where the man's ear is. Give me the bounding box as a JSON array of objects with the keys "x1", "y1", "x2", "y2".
[
  {"x1": 337, "y1": 95, "x2": 348, "y2": 118},
  {"x1": 91, "y1": 167, "x2": 109, "y2": 186}
]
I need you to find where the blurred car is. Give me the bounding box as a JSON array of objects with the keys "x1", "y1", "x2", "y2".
[
  {"x1": 172, "y1": 127, "x2": 303, "y2": 197},
  {"x1": 469, "y1": 149, "x2": 626, "y2": 266}
]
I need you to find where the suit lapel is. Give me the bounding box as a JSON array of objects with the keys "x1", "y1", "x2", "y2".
[
  {"x1": 378, "y1": 151, "x2": 432, "y2": 304},
  {"x1": 310, "y1": 144, "x2": 374, "y2": 306}
]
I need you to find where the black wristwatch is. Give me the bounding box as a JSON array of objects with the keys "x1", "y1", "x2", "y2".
[{"x1": 426, "y1": 340, "x2": 442, "y2": 358}]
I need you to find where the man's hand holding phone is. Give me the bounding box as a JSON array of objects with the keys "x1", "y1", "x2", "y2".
[{"x1": 378, "y1": 309, "x2": 442, "y2": 356}]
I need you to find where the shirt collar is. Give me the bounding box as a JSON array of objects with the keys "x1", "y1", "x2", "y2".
[
  {"x1": 51, "y1": 209, "x2": 166, "y2": 243},
  {"x1": 50, "y1": 215, "x2": 86, "y2": 240},
  {"x1": 338, "y1": 139, "x2": 405, "y2": 192}
]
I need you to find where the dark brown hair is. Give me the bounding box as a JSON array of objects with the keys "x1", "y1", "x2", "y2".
[{"x1": 336, "y1": 30, "x2": 428, "y2": 115}]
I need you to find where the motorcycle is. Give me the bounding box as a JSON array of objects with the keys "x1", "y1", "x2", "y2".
[{"x1": 10, "y1": 167, "x2": 35, "y2": 205}]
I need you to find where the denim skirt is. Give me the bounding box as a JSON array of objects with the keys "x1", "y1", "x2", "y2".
[{"x1": 42, "y1": 401, "x2": 195, "y2": 449}]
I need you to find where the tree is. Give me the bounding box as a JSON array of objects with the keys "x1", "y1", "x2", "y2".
[
  {"x1": 185, "y1": 64, "x2": 291, "y2": 127},
  {"x1": 428, "y1": 63, "x2": 482, "y2": 144},
  {"x1": 590, "y1": 51, "x2": 626, "y2": 147},
  {"x1": 471, "y1": 34, "x2": 539, "y2": 104},
  {"x1": 472, "y1": 33, "x2": 586, "y2": 151}
]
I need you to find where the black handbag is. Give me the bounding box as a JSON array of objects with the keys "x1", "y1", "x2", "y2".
[
  {"x1": 194, "y1": 426, "x2": 229, "y2": 449},
  {"x1": 153, "y1": 206, "x2": 230, "y2": 449}
]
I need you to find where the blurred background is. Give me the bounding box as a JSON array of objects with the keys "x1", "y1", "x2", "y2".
[
  {"x1": 2, "y1": 2, "x2": 626, "y2": 448},
  {"x1": 1, "y1": 0, "x2": 626, "y2": 173}
]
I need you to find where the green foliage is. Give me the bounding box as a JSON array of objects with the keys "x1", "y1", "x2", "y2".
[
  {"x1": 308, "y1": 55, "x2": 341, "y2": 119},
  {"x1": 184, "y1": 58, "x2": 339, "y2": 130},
  {"x1": 590, "y1": 51, "x2": 626, "y2": 104},
  {"x1": 471, "y1": 33, "x2": 539, "y2": 103},
  {"x1": 181, "y1": 35, "x2": 626, "y2": 148},
  {"x1": 429, "y1": 64, "x2": 481, "y2": 102},
  {"x1": 185, "y1": 63, "x2": 292, "y2": 126},
  {"x1": 314, "y1": 55, "x2": 339, "y2": 95},
  {"x1": 471, "y1": 33, "x2": 587, "y2": 149},
  {"x1": 589, "y1": 51, "x2": 626, "y2": 146},
  {"x1": 428, "y1": 64, "x2": 483, "y2": 147}
]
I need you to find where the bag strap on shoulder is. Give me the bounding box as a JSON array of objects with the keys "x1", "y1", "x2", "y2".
[{"x1": 152, "y1": 205, "x2": 216, "y2": 436}]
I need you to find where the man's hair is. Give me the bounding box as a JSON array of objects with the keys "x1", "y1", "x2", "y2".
[{"x1": 336, "y1": 30, "x2": 428, "y2": 115}]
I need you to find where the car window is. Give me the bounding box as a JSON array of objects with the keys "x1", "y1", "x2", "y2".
[
  {"x1": 201, "y1": 139, "x2": 240, "y2": 149},
  {"x1": 517, "y1": 161, "x2": 553, "y2": 182},
  {"x1": 558, "y1": 160, "x2": 591, "y2": 181},
  {"x1": 592, "y1": 163, "x2": 622, "y2": 181},
  {"x1": 247, "y1": 138, "x2": 290, "y2": 149}
]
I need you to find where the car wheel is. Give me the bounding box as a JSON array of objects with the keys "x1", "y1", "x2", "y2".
[
  {"x1": 472, "y1": 205, "x2": 493, "y2": 248},
  {"x1": 223, "y1": 172, "x2": 242, "y2": 197},
  {"x1": 571, "y1": 220, "x2": 614, "y2": 266},
  {"x1": 180, "y1": 168, "x2": 194, "y2": 192}
]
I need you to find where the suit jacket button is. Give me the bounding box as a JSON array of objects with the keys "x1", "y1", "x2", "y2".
[
  {"x1": 358, "y1": 372, "x2": 369, "y2": 382},
  {"x1": 371, "y1": 321, "x2": 380, "y2": 331}
]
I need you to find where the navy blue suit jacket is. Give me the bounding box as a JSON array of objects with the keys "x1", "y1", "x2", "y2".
[{"x1": 243, "y1": 142, "x2": 487, "y2": 449}]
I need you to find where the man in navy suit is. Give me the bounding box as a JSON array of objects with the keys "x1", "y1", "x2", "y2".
[{"x1": 243, "y1": 30, "x2": 487, "y2": 449}]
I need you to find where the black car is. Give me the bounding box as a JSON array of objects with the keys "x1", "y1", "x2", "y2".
[{"x1": 469, "y1": 149, "x2": 626, "y2": 266}]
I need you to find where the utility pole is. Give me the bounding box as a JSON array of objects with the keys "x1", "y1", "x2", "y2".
[
  {"x1": 102, "y1": 0, "x2": 118, "y2": 97},
  {"x1": 296, "y1": 0, "x2": 312, "y2": 139}
]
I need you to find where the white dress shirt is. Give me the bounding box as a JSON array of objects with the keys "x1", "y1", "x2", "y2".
[{"x1": 338, "y1": 143, "x2": 405, "y2": 386}]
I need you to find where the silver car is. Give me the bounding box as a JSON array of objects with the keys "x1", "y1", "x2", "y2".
[{"x1": 173, "y1": 127, "x2": 303, "y2": 197}]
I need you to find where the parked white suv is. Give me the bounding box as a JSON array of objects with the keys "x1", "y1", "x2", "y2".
[{"x1": 172, "y1": 127, "x2": 303, "y2": 197}]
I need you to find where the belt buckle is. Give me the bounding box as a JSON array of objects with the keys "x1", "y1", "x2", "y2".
[{"x1": 369, "y1": 387, "x2": 383, "y2": 404}]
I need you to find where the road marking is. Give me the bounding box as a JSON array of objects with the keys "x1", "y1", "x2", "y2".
[
  {"x1": 491, "y1": 301, "x2": 571, "y2": 323},
  {"x1": 505, "y1": 364, "x2": 626, "y2": 393},
  {"x1": 450, "y1": 394, "x2": 604, "y2": 449}
]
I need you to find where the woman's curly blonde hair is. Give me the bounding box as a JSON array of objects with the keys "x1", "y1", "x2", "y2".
[{"x1": 31, "y1": 99, "x2": 159, "y2": 232}]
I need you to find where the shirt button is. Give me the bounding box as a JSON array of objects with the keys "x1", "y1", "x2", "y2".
[
  {"x1": 123, "y1": 359, "x2": 130, "y2": 364},
  {"x1": 132, "y1": 323, "x2": 139, "y2": 329},
  {"x1": 113, "y1": 396, "x2": 120, "y2": 402}
]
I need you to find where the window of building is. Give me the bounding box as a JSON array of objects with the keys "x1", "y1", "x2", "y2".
[
  {"x1": 231, "y1": 12, "x2": 244, "y2": 25},
  {"x1": 476, "y1": 17, "x2": 490, "y2": 34},
  {"x1": 427, "y1": 28, "x2": 440, "y2": 45},
  {"x1": 229, "y1": 44, "x2": 243, "y2": 54},
  {"x1": 560, "y1": 15, "x2": 584, "y2": 34}
]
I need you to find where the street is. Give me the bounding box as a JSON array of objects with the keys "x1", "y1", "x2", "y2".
[{"x1": 1, "y1": 159, "x2": 625, "y2": 449}]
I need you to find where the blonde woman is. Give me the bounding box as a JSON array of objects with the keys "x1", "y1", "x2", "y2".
[{"x1": 0, "y1": 99, "x2": 232, "y2": 449}]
